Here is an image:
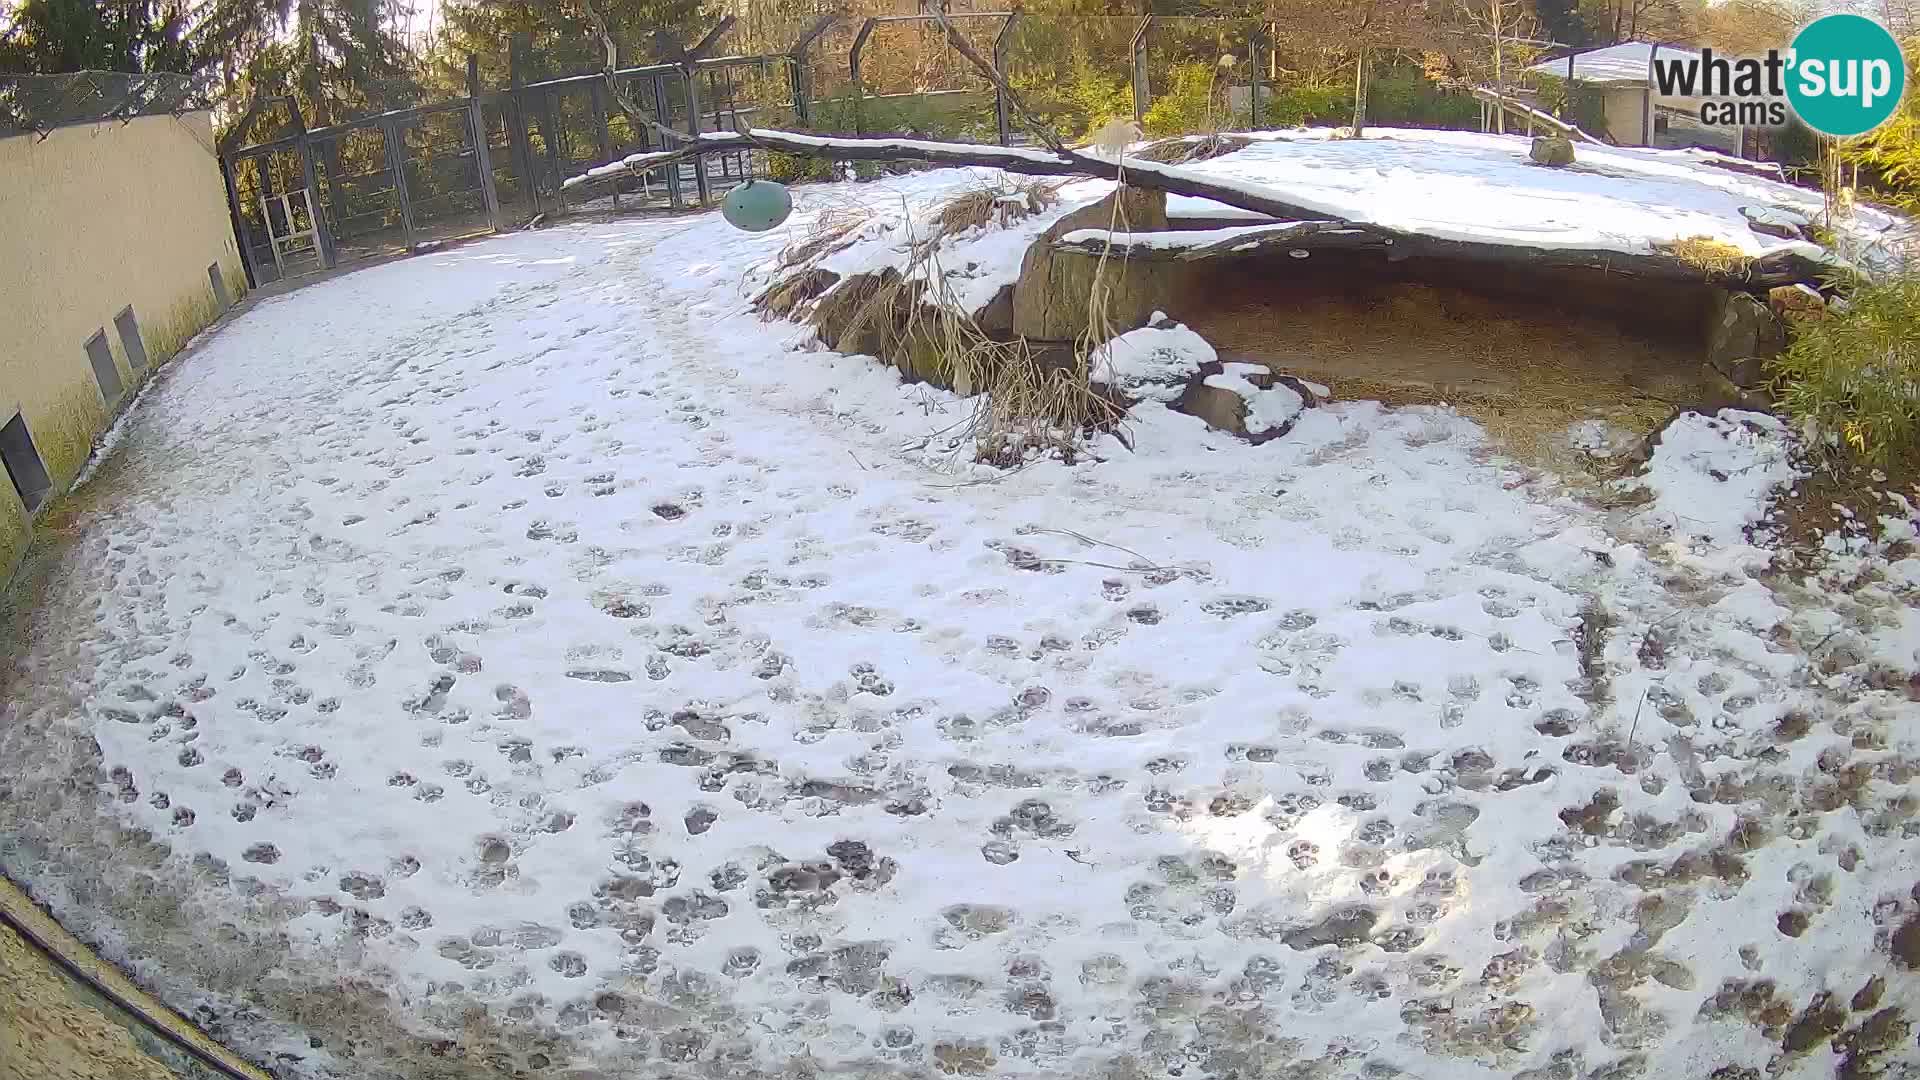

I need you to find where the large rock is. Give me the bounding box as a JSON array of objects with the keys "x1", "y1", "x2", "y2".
[
  {"x1": 1175, "y1": 361, "x2": 1308, "y2": 442},
  {"x1": 1697, "y1": 367, "x2": 1776, "y2": 413},
  {"x1": 1089, "y1": 313, "x2": 1215, "y2": 404},
  {"x1": 1703, "y1": 290, "x2": 1787, "y2": 389},
  {"x1": 1529, "y1": 136, "x2": 1575, "y2": 167},
  {"x1": 1011, "y1": 187, "x2": 1175, "y2": 342},
  {"x1": 1767, "y1": 283, "x2": 1828, "y2": 325}
]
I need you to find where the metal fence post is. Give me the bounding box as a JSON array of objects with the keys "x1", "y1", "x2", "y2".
[
  {"x1": 654, "y1": 75, "x2": 683, "y2": 208},
  {"x1": 1248, "y1": 30, "x2": 1267, "y2": 129},
  {"x1": 467, "y1": 55, "x2": 504, "y2": 230},
  {"x1": 288, "y1": 99, "x2": 336, "y2": 268},
  {"x1": 993, "y1": 11, "x2": 1019, "y2": 146},
  {"x1": 380, "y1": 118, "x2": 418, "y2": 250},
  {"x1": 850, "y1": 18, "x2": 878, "y2": 137},
  {"x1": 685, "y1": 67, "x2": 710, "y2": 204},
  {"x1": 788, "y1": 55, "x2": 810, "y2": 127},
  {"x1": 540, "y1": 88, "x2": 564, "y2": 195},
  {"x1": 508, "y1": 34, "x2": 541, "y2": 211},
  {"x1": 589, "y1": 80, "x2": 615, "y2": 206},
  {"x1": 787, "y1": 14, "x2": 841, "y2": 128},
  {"x1": 1131, "y1": 16, "x2": 1154, "y2": 126}
]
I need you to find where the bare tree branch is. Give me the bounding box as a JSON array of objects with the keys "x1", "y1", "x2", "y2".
[
  {"x1": 570, "y1": 0, "x2": 692, "y2": 148},
  {"x1": 929, "y1": 10, "x2": 1066, "y2": 155}
]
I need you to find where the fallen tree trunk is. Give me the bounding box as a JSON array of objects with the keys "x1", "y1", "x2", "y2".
[{"x1": 562, "y1": 127, "x2": 1831, "y2": 289}]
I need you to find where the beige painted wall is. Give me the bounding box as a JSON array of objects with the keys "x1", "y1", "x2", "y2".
[
  {"x1": 0, "y1": 110, "x2": 244, "y2": 581},
  {"x1": 1601, "y1": 86, "x2": 1650, "y2": 145}
]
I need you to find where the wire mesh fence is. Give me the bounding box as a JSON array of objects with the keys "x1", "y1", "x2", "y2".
[
  {"x1": 0, "y1": 71, "x2": 209, "y2": 137},
  {"x1": 216, "y1": 7, "x2": 1523, "y2": 285}
]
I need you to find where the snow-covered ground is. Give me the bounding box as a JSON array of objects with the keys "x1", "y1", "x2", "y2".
[{"x1": 4, "y1": 155, "x2": 1920, "y2": 1080}]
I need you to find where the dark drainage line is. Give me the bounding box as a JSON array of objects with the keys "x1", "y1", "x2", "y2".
[{"x1": 0, "y1": 893, "x2": 277, "y2": 1080}]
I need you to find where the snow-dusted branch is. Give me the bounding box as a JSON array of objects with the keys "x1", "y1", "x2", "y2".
[{"x1": 1469, "y1": 86, "x2": 1604, "y2": 144}]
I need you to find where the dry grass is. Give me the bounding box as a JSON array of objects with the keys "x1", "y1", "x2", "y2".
[
  {"x1": 779, "y1": 205, "x2": 867, "y2": 271},
  {"x1": 1132, "y1": 134, "x2": 1252, "y2": 165},
  {"x1": 1667, "y1": 235, "x2": 1756, "y2": 277},
  {"x1": 764, "y1": 175, "x2": 1132, "y2": 466},
  {"x1": 901, "y1": 205, "x2": 1125, "y2": 465},
  {"x1": 753, "y1": 268, "x2": 840, "y2": 321},
  {"x1": 931, "y1": 178, "x2": 1064, "y2": 236}
]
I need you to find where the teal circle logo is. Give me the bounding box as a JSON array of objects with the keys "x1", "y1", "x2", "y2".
[{"x1": 1787, "y1": 13, "x2": 1906, "y2": 137}]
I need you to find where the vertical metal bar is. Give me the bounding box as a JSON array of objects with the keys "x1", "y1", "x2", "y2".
[
  {"x1": 540, "y1": 88, "x2": 563, "y2": 194},
  {"x1": 381, "y1": 118, "x2": 417, "y2": 251},
  {"x1": 993, "y1": 11, "x2": 1018, "y2": 146},
  {"x1": 1131, "y1": 17, "x2": 1154, "y2": 126},
  {"x1": 685, "y1": 68, "x2": 709, "y2": 204},
  {"x1": 654, "y1": 75, "x2": 683, "y2": 208},
  {"x1": 295, "y1": 133, "x2": 335, "y2": 268},
  {"x1": 1248, "y1": 31, "x2": 1266, "y2": 128},
  {"x1": 468, "y1": 55, "x2": 504, "y2": 230},
  {"x1": 1643, "y1": 43, "x2": 1659, "y2": 146},
  {"x1": 262, "y1": 196, "x2": 285, "y2": 275},
  {"x1": 589, "y1": 79, "x2": 615, "y2": 206},
  {"x1": 850, "y1": 18, "x2": 877, "y2": 137},
  {"x1": 789, "y1": 54, "x2": 810, "y2": 126},
  {"x1": 787, "y1": 14, "x2": 841, "y2": 128},
  {"x1": 310, "y1": 137, "x2": 339, "y2": 256},
  {"x1": 590, "y1": 81, "x2": 613, "y2": 160},
  {"x1": 1564, "y1": 52, "x2": 1575, "y2": 122},
  {"x1": 508, "y1": 34, "x2": 541, "y2": 211},
  {"x1": 220, "y1": 154, "x2": 259, "y2": 290}
]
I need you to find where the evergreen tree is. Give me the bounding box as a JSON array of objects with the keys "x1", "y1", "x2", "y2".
[
  {"x1": 428, "y1": 0, "x2": 710, "y2": 90},
  {"x1": 1531, "y1": 0, "x2": 1585, "y2": 45},
  {"x1": 196, "y1": 0, "x2": 417, "y2": 140},
  {"x1": 0, "y1": 0, "x2": 193, "y2": 74}
]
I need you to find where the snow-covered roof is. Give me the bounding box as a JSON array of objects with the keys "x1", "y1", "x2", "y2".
[{"x1": 1528, "y1": 41, "x2": 1699, "y2": 85}]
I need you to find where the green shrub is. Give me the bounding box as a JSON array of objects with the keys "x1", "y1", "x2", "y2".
[
  {"x1": 1366, "y1": 67, "x2": 1478, "y2": 130},
  {"x1": 1143, "y1": 62, "x2": 1245, "y2": 137},
  {"x1": 1842, "y1": 39, "x2": 1920, "y2": 212},
  {"x1": 1770, "y1": 274, "x2": 1920, "y2": 466},
  {"x1": 1258, "y1": 82, "x2": 1347, "y2": 129},
  {"x1": 802, "y1": 92, "x2": 995, "y2": 143},
  {"x1": 766, "y1": 152, "x2": 839, "y2": 185}
]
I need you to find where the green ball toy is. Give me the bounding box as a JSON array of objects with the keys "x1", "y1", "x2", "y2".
[{"x1": 721, "y1": 179, "x2": 793, "y2": 232}]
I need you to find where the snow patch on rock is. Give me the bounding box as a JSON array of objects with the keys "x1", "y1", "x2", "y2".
[{"x1": 1091, "y1": 315, "x2": 1217, "y2": 403}]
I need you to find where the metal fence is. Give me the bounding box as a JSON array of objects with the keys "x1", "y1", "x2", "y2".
[
  {"x1": 218, "y1": 12, "x2": 1511, "y2": 287},
  {"x1": 0, "y1": 72, "x2": 209, "y2": 137}
]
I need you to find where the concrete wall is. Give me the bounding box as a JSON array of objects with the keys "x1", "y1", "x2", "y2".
[
  {"x1": 0, "y1": 110, "x2": 244, "y2": 582},
  {"x1": 1600, "y1": 86, "x2": 1650, "y2": 145}
]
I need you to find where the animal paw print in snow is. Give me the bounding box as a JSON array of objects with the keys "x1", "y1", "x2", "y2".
[{"x1": 850, "y1": 662, "x2": 893, "y2": 697}]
